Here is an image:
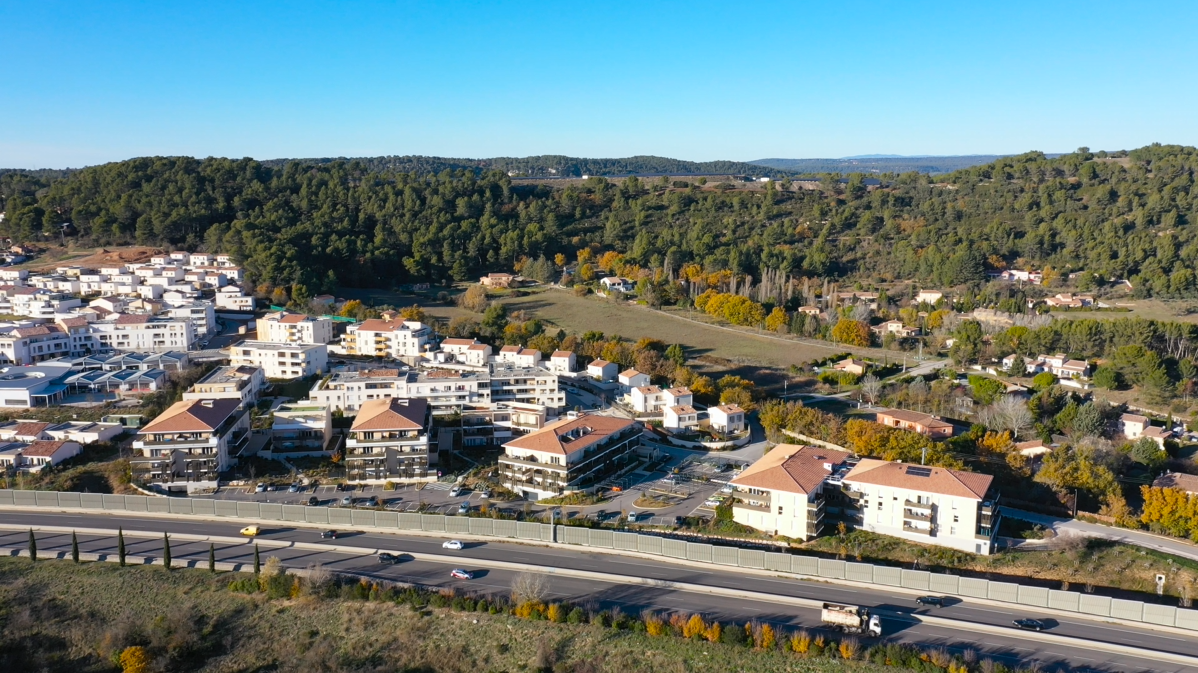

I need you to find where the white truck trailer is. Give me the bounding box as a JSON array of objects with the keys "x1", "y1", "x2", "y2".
[{"x1": 821, "y1": 602, "x2": 882, "y2": 636}]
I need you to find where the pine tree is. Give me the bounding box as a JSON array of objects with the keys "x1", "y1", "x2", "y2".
[
  {"x1": 27, "y1": 529, "x2": 36, "y2": 562},
  {"x1": 118, "y1": 527, "x2": 126, "y2": 566},
  {"x1": 71, "y1": 531, "x2": 79, "y2": 563},
  {"x1": 253, "y1": 544, "x2": 261, "y2": 574},
  {"x1": 162, "y1": 533, "x2": 171, "y2": 570},
  {"x1": 208, "y1": 543, "x2": 216, "y2": 573}
]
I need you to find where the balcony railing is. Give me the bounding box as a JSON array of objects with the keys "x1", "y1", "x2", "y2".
[
  {"x1": 902, "y1": 522, "x2": 933, "y2": 535},
  {"x1": 903, "y1": 509, "x2": 933, "y2": 523},
  {"x1": 732, "y1": 501, "x2": 770, "y2": 514},
  {"x1": 904, "y1": 499, "x2": 933, "y2": 511}
]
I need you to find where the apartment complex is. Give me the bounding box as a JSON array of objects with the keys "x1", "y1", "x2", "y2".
[
  {"x1": 842, "y1": 459, "x2": 1000, "y2": 554},
  {"x1": 0, "y1": 324, "x2": 71, "y2": 365},
  {"x1": 345, "y1": 398, "x2": 433, "y2": 483},
  {"x1": 268, "y1": 401, "x2": 333, "y2": 457},
  {"x1": 498, "y1": 414, "x2": 640, "y2": 500},
  {"x1": 310, "y1": 367, "x2": 490, "y2": 414},
  {"x1": 256, "y1": 311, "x2": 335, "y2": 344},
  {"x1": 130, "y1": 398, "x2": 250, "y2": 491},
  {"x1": 730, "y1": 444, "x2": 855, "y2": 540},
  {"x1": 334, "y1": 317, "x2": 432, "y2": 359},
  {"x1": 182, "y1": 365, "x2": 265, "y2": 407},
  {"x1": 92, "y1": 314, "x2": 195, "y2": 352},
  {"x1": 230, "y1": 341, "x2": 328, "y2": 379}
]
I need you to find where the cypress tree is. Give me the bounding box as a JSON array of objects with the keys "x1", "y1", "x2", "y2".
[
  {"x1": 71, "y1": 531, "x2": 79, "y2": 563},
  {"x1": 208, "y1": 543, "x2": 216, "y2": 573},
  {"x1": 253, "y1": 544, "x2": 260, "y2": 574},
  {"x1": 117, "y1": 527, "x2": 126, "y2": 567},
  {"x1": 162, "y1": 533, "x2": 171, "y2": 570},
  {"x1": 27, "y1": 529, "x2": 36, "y2": 562}
]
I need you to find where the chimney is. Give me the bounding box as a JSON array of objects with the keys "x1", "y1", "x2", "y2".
[{"x1": 200, "y1": 400, "x2": 214, "y2": 408}]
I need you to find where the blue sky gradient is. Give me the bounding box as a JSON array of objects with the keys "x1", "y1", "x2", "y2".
[{"x1": 3, "y1": 1, "x2": 1196, "y2": 167}]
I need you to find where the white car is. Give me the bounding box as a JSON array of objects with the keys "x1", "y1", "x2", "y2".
[{"x1": 442, "y1": 540, "x2": 464, "y2": 550}]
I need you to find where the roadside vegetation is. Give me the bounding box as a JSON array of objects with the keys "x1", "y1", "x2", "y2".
[{"x1": 0, "y1": 556, "x2": 1027, "y2": 673}]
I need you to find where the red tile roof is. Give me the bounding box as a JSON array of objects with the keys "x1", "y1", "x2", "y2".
[
  {"x1": 351, "y1": 398, "x2": 428, "y2": 431},
  {"x1": 732, "y1": 444, "x2": 853, "y2": 495},
  {"x1": 503, "y1": 414, "x2": 636, "y2": 456}
]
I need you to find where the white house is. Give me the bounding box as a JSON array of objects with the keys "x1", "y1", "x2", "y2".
[
  {"x1": 708, "y1": 404, "x2": 746, "y2": 434},
  {"x1": 663, "y1": 404, "x2": 698, "y2": 429},
  {"x1": 547, "y1": 350, "x2": 576, "y2": 374},
  {"x1": 630, "y1": 385, "x2": 665, "y2": 413},
  {"x1": 663, "y1": 386, "x2": 693, "y2": 407},
  {"x1": 618, "y1": 368, "x2": 649, "y2": 394},
  {"x1": 440, "y1": 338, "x2": 492, "y2": 366},
  {"x1": 599, "y1": 276, "x2": 635, "y2": 294},
  {"x1": 256, "y1": 311, "x2": 335, "y2": 344},
  {"x1": 587, "y1": 359, "x2": 617, "y2": 382}
]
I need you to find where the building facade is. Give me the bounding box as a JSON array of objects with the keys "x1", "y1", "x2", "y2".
[
  {"x1": 498, "y1": 414, "x2": 640, "y2": 500},
  {"x1": 345, "y1": 398, "x2": 433, "y2": 483}
]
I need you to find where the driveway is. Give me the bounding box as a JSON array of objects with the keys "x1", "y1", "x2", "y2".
[{"x1": 1004, "y1": 507, "x2": 1198, "y2": 563}]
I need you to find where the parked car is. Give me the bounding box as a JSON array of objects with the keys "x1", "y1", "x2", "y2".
[
  {"x1": 442, "y1": 540, "x2": 464, "y2": 550},
  {"x1": 458, "y1": 502, "x2": 470, "y2": 515},
  {"x1": 335, "y1": 483, "x2": 346, "y2": 492},
  {"x1": 240, "y1": 525, "x2": 261, "y2": 537},
  {"x1": 377, "y1": 552, "x2": 400, "y2": 565},
  {"x1": 450, "y1": 568, "x2": 474, "y2": 580},
  {"x1": 1012, "y1": 619, "x2": 1046, "y2": 631},
  {"x1": 288, "y1": 483, "x2": 300, "y2": 493},
  {"x1": 365, "y1": 495, "x2": 380, "y2": 507},
  {"x1": 254, "y1": 483, "x2": 266, "y2": 493},
  {"x1": 627, "y1": 510, "x2": 638, "y2": 522},
  {"x1": 449, "y1": 486, "x2": 463, "y2": 497},
  {"x1": 915, "y1": 596, "x2": 944, "y2": 607},
  {"x1": 593, "y1": 509, "x2": 607, "y2": 521},
  {"x1": 320, "y1": 530, "x2": 338, "y2": 539},
  {"x1": 477, "y1": 489, "x2": 491, "y2": 499},
  {"x1": 340, "y1": 496, "x2": 353, "y2": 507},
  {"x1": 307, "y1": 496, "x2": 320, "y2": 506}
]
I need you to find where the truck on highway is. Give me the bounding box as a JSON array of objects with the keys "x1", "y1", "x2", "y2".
[{"x1": 821, "y1": 603, "x2": 882, "y2": 636}]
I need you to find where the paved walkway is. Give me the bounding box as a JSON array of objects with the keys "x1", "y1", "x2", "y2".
[{"x1": 1004, "y1": 507, "x2": 1198, "y2": 562}]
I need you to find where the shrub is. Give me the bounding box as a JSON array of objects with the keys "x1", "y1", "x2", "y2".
[
  {"x1": 759, "y1": 623, "x2": 776, "y2": 650},
  {"x1": 119, "y1": 646, "x2": 149, "y2": 673},
  {"x1": 546, "y1": 603, "x2": 566, "y2": 623},
  {"x1": 838, "y1": 637, "x2": 859, "y2": 660},
  {"x1": 704, "y1": 621, "x2": 722, "y2": 642},
  {"x1": 719, "y1": 621, "x2": 746, "y2": 646},
  {"x1": 566, "y1": 607, "x2": 585, "y2": 624},
  {"x1": 683, "y1": 614, "x2": 706, "y2": 639}
]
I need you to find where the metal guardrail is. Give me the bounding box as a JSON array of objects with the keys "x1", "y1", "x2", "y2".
[{"x1": 0, "y1": 488, "x2": 1194, "y2": 632}]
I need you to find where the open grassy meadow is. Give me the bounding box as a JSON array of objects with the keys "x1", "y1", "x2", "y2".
[{"x1": 0, "y1": 557, "x2": 905, "y2": 673}]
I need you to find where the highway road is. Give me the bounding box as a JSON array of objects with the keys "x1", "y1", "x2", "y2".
[{"x1": 2, "y1": 509, "x2": 1195, "y2": 673}]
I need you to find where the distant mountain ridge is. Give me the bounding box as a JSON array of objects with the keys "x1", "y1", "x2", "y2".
[
  {"x1": 260, "y1": 154, "x2": 800, "y2": 178},
  {"x1": 749, "y1": 155, "x2": 1027, "y2": 175}
]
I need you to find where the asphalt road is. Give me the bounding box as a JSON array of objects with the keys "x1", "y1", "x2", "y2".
[{"x1": 2, "y1": 509, "x2": 1194, "y2": 673}]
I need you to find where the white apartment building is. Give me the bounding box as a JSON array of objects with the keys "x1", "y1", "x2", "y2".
[
  {"x1": 345, "y1": 398, "x2": 433, "y2": 483},
  {"x1": 268, "y1": 401, "x2": 333, "y2": 457},
  {"x1": 182, "y1": 365, "x2": 266, "y2": 407},
  {"x1": 843, "y1": 459, "x2": 1000, "y2": 555},
  {"x1": 215, "y1": 287, "x2": 255, "y2": 311},
  {"x1": 498, "y1": 414, "x2": 640, "y2": 500},
  {"x1": 439, "y1": 338, "x2": 492, "y2": 366},
  {"x1": 495, "y1": 345, "x2": 542, "y2": 367},
  {"x1": 256, "y1": 311, "x2": 334, "y2": 344},
  {"x1": 91, "y1": 314, "x2": 195, "y2": 352},
  {"x1": 489, "y1": 363, "x2": 565, "y2": 410},
  {"x1": 334, "y1": 318, "x2": 432, "y2": 359},
  {"x1": 731, "y1": 444, "x2": 855, "y2": 540},
  {"x1": 164, "y1": 302, "x2": 216, "y2": 337},
  {"x1": 0, "y1": 324, "x2": 72, "y2": 365},
  {"x1": 130, "y1": 398, "x2": 251, "y2": 492},
  {"x1": 310, "y1": 367, "x2": 489, "y2": 414},
  {"x1": 230, "y1": 341, "x2": 328, "y2": 379}
]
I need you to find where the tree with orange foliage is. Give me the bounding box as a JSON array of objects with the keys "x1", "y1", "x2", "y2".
[
  {"x1": 683, "y1": 614, "x2": 707, "y2": 639},
  {"x1": 830, "y1": 318, "x2": 872, "y2": 347}
]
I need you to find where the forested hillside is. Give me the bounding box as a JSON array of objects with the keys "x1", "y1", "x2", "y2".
[
  {"x1": 750, "y1": 155, "x2": 1010, "y2": 175},
  {"x1": 260, "y1": 154, "x2": 792, "y2": 178},
  {"x1": 0, "y1": 145, "x2": 1195, "y2": 297}
]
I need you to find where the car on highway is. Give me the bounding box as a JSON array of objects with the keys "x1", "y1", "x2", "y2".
[
  {"x1": 450, "y1": 568, "x2": 474, "y2": 580},
  {"x1": 255, "y1": 483, "x2": 266, "y2": 493},
  {"x1": 340, "y1": 496, "x2": 353, "y2": 507},
  {"x1": 457, "y1": 502, "x2": 470, "y2": 515},
  {"x1": 915, "y1": 596, "x2": 944, "y2": 607},
  {"x1": 307, "y1": 496, "x2": 320, "y2": 506},
  {"x1": 288, "y1": 483, "x2": 300, "y2": 493},
  {"x1": 442, "y1": 540, "x2": 464, "y2": 550},
  {"x1": 240, "y1": 525, "x2": 261, "y2": 537},
  {"x1": 320, "y1": 530, "x2": 338, "y2": 539},
  {"x1": 377, "y1": 552, "x2": 400, "y2": 565},
  {"x1": 1012, "y1": 618, "x2": 1046, "y2": 631}
]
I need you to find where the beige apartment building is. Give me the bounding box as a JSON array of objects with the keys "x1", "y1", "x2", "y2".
[
  {"x1": 730, "y1": 444, "x2": 854, "y2": 540},
  {"x1": 498, "y1": 414, "x2": 640, "y2": 500},
  {"x1": 256, "y1": 311, "x2": 335, "y2": 344},
  {"x1": 345, "y1": 398, "x2": 433, "y2": 483}
]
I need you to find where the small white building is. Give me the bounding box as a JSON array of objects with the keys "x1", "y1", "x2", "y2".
[
  {"x1": 618, "y1": 368, "x2": 649, "y2": 394},
  {"x1": 630, "y1": 385, "x2": 665, "y2": 413},
  {"x1": 708, "y1": 404, "x2": 746, "y2": 434},
  {"x1": 663, "y1": 386, "x2": 693, "y2": 408},
  {"x1": 547, "y1": 350, "x2": 576, "y2": 374},
  {"x1": 587, "y1": 359, "x2": 617, "y2": 382},
  {"x1": 663, "y1": 404, "x2": 699, "y2": 429}
]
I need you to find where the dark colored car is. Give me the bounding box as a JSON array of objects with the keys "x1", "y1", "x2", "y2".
[
  {"x1": 307, "y1": 496, "x2": 320, "y2": 506},
  {"x1": 320, "y1": 530, "x2": 338, "y2": 539},
  {"x1": 377, "y1": 553, "x2": 399, "y2": 564},
  {"x1": 1012, "y1": 619, "x2": 1046, "y2": 631},
  {"x1": 366, "y1": 495, "x2": 380, "y2": 507},
  {"x1": 915, "y1": 596, "x2": 944, "y2": 607}
]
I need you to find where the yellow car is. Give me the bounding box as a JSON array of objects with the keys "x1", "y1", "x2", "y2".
[{"x1": 239, "y1": 525, "x2": 261, "y2": 537}]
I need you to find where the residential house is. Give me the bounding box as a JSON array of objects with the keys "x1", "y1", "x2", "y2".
[
  {"x1": 587, "y1": 359, "x2": 617, "y2": 382},
  {"x1": 875, "y1": 409, "x2": 954, "y2": 439},
  {"x1": 1153, "y1": 472, "x2": 1198, "y2": 495},
  {"x1": 842, "y1": 459, "x2": 1001, "y2": 554},
  {"x1": 547, "y1": 350, "x2": 576, "y2": 374},
  {"x1": 663, "y1": 404, "x2": 699, "y2": 430},
  {"x1": 599, "y1": 276, "x2": 635, "y2": 294},
  {"x1": 870, "y1": 320, "x2": 919, "y2": 338},
  {"x1": 0, "y1": 324, "x2": 71, "y2": 365},
  {"x1": 214, "y1": 286, "x2": 255, "y2": 311},
  {"x1": 498, "y1": 414, "x2": 640, "y2": 500},
  {"x1": 730, "y1": 444, "x2": 854, "y2": 540},
  {"x1": 479, "y1": 273, "x2": 517, "y2": 289},
  {"x1": 832, "y1": 358, "x2": 868, "y2": 376},
  {"x1": 1043, "y1": 293, "x2": 1095, "y2": 309},
  {"x1": 914, "y1": 290, "x2": 944, "y2": 305},
  {"x1": 345, "y1": 398, "x2": 433, "y2": 483},
  {"x1": 630, "y1": 385, "x2": 665, "y2": 413},
  {"x1": 1120, "y1": 413, "x2": 1149, "y2": 440},
  {"x1": 663, "y1": 386, "x2": 693, "y2": 408},
  {"x1": 618, "y1": 368, "x2": 649, "y2": 394},
  {"x1": 708, "y1": 404, "x2": 746, "y2": 434},
  {"x1": 0, "y1": 440, "x2": 82, "y2": 472},
  {"x1": 1015, "y1": 439, "x2": 1052, "y2": 457},
  {"x1": 334, "y1": 318, "x2": 432, "y2": 360},
  {"x1": 440, "y1": 338, "x2": 491, "y2": 366}
]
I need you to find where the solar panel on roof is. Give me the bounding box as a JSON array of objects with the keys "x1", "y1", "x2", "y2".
[{"x1": 905, "y1": 466, "x2": 933, "y2": 477}]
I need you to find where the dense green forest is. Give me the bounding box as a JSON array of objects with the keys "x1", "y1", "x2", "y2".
[
  {"x1": 1, "y1": 145, "x2": 1196, "y2": 298},
  {"x1": 260, "y1": 154, "x2": 793, "y2": 178}
]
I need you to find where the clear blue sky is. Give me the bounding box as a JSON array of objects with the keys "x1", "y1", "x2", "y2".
[{"x1": 3, "y1": 1, "x2": 1196, "y2": 167}]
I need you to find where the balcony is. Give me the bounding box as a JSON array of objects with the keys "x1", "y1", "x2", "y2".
[
  {"x1": 841, "y1": 487, "x2": 864, "y2": 501},
  {"x1": 904, "y1": 499, "x2": 933, "y2": 511},
  {"x1": 902, "y1": 522, "x2": 933, "y2": 535},
  {"x1": 732, "y1": 501, "x2": 770, "y2": 514},
  {"x1": 903, "y1": 509, "x2": 933, "y2": 523}
]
